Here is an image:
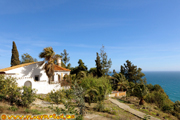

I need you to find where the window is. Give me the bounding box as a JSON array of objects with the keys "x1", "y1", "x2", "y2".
[{"x1": 35, "y1": 75, "x2": 39, "y2": 81}]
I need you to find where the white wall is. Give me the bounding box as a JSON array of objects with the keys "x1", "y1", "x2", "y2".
[{"x1": 16, "y1": 78, "x2": 64, "y2": 94}]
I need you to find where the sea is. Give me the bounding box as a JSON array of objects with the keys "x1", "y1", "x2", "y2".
[
  {"x1": 110, "y1": 71, "x2": 180, "y2": 102},
  {"x1": 144, "y1": 71, "x2": 180, "y2": 103}
]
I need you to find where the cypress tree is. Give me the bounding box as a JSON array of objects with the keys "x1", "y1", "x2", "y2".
[
  {"x1": 11, "y1": 41, "x2": 20, "y2": 66},
  {"x1": 95, "y1": 52, "x2": 102, "y2": 77}
]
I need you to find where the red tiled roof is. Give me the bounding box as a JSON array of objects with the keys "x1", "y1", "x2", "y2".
[{"x1": 54, "y1": 65, "x2": 71, "y2": 71}]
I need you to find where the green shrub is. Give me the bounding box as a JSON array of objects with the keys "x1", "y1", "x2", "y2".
[
  {"x1": 0, "y1": 94, "x2": 5, "y2": 101},
  {"x1": 143, "y1": 114, "x2": 151, "y2": 120},
  {"x1": 0, "y1": 75, "x2": 22, "y2": 105},
  {"x1": 71, "y1": 81, "x2": 86, "y2": 115},
  {"x1": 51, "y1": 104, "x2": 78, "y2": 116},
  {"x1": 54, "y1": 107, "x2": 61, "y2": 115},
  {"x1": 103, "y1": 107, "x2": 111, "y2": 113},
  {"x1": 174, "y1": 100, "x2": 180, "y2": 112},
  {"x1": 25, "y1": 109, "x2": 43, "y2": 115},
  {"x1": 162, "y1": 104, "x2": 173, "y2": 112},
  {"x1": 0, "y1": 75, "x2": 36, "y2": 108},
  {"x1": 145, "y1": 92, "x2": 155, "y2": 103},
  {"x1": 153, "y1": 84, "x2": 164, "y2": 92},
  {"x1": 146, "y1": 84, "x2": 154, "y2": 92},
  {"x1": 30, "y1": 109, "x2": 42, "y2": 115},
  {"x1": 154, "y1": 92, "x2": 166, "y2": 108},
  {"x1": 77, "y1": 71, "x2": 86, "y2": 80},
  {"x1": 80, "y1": 76, "x2": 112, "y2": 105},
  {"x1": 25, "y1": 108, "x2": 30, "y2": 113},
  {"x1": 145, "y1": 91, "x2": 168, "y2": 108},
  {"x1": 75, "y1": 115, "x2": 83, "y2": 120},
  {"x1": 9, "y1": 106, "x2": 18, "y2": 111},
  {"x1": 94, "y1": 101, "x2": 104, "y2": 112},
  {"x1": 49, "y1": 89, "x2": 65, "y2": 104},
  {"x1": 20, "y1": 86, "x2": 36, "y2": 107},
  {"x1": 43, "y1": 94, "x2": 52, "y2": 102}
]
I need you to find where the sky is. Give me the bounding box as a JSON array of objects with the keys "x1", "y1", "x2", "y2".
[{"x1": 0, "y1": 0, "x2": 180, "y2": 71}]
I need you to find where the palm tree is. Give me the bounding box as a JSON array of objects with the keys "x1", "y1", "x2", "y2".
[
  {"x1": 85, "y1": 87, "x2": 99, "y2": 106},
  {"x1": 113, "y1": 72, "x2": 129, "y2": 91},
  {"x1": 39, "y1": 47, "x2": 57, "y2": 84},
  {"x1": 133, "y1": 84, "x2": 148, "y2": 105}
]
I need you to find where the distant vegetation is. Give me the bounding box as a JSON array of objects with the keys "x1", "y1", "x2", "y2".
[
  {"x1": 2, "y1": 42, "x2": 179, "y2": 119},
  {"x1": 21, "y1": 53, "x2": 37, "y2": 64}
]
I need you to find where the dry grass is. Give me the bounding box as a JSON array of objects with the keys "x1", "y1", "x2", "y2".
[
  {"x1": 117, "y1": 96, "x2": 179, "y2": 120},
  {"x1": 0, "y1": 101, "x2": 52, "y2": 115},
  {"x1": 85, "y1": 100, "x2": 141, "y2": 120}
]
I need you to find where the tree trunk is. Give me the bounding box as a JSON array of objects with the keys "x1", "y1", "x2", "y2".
[
  {"x1": 120, "y1": 87, "x2": 123, "y2": 91},
  {"x1": 48, "y1": 76, "x2": 51, "y2": 84},
  {"x1": 139, "y1": 98, "x2": 145, "y2": 105}
]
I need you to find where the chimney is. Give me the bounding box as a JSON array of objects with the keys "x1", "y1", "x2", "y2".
[{"x1": 57, "y1": 57, "x2": 62, "y2": 67}]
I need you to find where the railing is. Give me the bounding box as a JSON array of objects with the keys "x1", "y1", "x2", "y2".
[
  {"x1": 5, "y1": 75, "x2": 33, "y2": 80},
  {"x1": 60, "y1": 80, "x2": 71, "y2": 86}
]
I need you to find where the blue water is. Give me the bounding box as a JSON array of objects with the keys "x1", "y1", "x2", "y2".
[
  {"x1": 110, "y1": 71, "x2": 180, "y2": 102},
  {"x1": 144, "y1": 71, "x2": 180, "y2": 102}
]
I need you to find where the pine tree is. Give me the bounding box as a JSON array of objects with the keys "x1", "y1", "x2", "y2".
[
  {"x1": 77, "y1": 59, "x2": 87, "y2": 72},
  {"x1": 95, "y1": 52, "x2": 103, "y2": 77},
  {"x1": 100, "y1": 45, "x2": 112, "y2": 75},
  {"x1": 21, "y1": 53, "x2": 37, "y2": 64},
  {"x1": 11, "y1": 41, "x2": 20, "y2": 66},
  {"x1": 61, "y1": 49, "x2": 70, "y2": 67},
  {"x1": 120, "y1": 60, "x2": 146, "y2": 84}
]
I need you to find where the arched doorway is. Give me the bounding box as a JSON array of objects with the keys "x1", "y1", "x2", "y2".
[{"x1": 24, "y1": 81, "x2": 32, "y2": 89}]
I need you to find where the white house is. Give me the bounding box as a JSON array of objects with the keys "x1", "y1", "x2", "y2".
[{"x1": 0, "y1": 59, "x2": 71, "y2": 94}]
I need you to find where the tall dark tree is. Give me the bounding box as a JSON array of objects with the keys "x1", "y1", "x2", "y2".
[
  {"x1": 95, "y1": 52, "x2": 103, "y2": 77},
  {"x1": 88, "y1": 67, "x2": 97, "y2": 77},
  {"x1": 120, "y1": 60, "x2": 146, "y2": 84},
  {"x1": 77, "y1": 59, "x2": 87, "y2": 72},
  {"x1": 11, "y1": 41, "x2": 20, "y2": 66},
  {"x1": 71, "y1": 59, "x2": 87, "y2": 75},
  {"x1": 21, "y1": 53, "x2": 37, "y2": 64},
  {"x1": 100, "y1": 45, "x2": 112, "y2": 75},
  {"x1": 70, "y1": 66, "x2": 79, "y2": 75},
  {"x1": 61, "y1": 49, "x2": 70, "y2": 67},
  {"x1": 66, "y1": 63, "x2": 71, "y2": 69}
]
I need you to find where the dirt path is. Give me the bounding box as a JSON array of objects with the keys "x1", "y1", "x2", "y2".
[
  {"x1": 109, "y1": 98, "x2": 160, "y2": 120},
  {"x1": 32, "y1": 98, "x2": 65, "y2": 108}
]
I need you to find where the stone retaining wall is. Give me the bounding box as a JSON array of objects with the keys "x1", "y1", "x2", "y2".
[{"x1": 109, "y1": 91, "x2": 126, "y2": 98}]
